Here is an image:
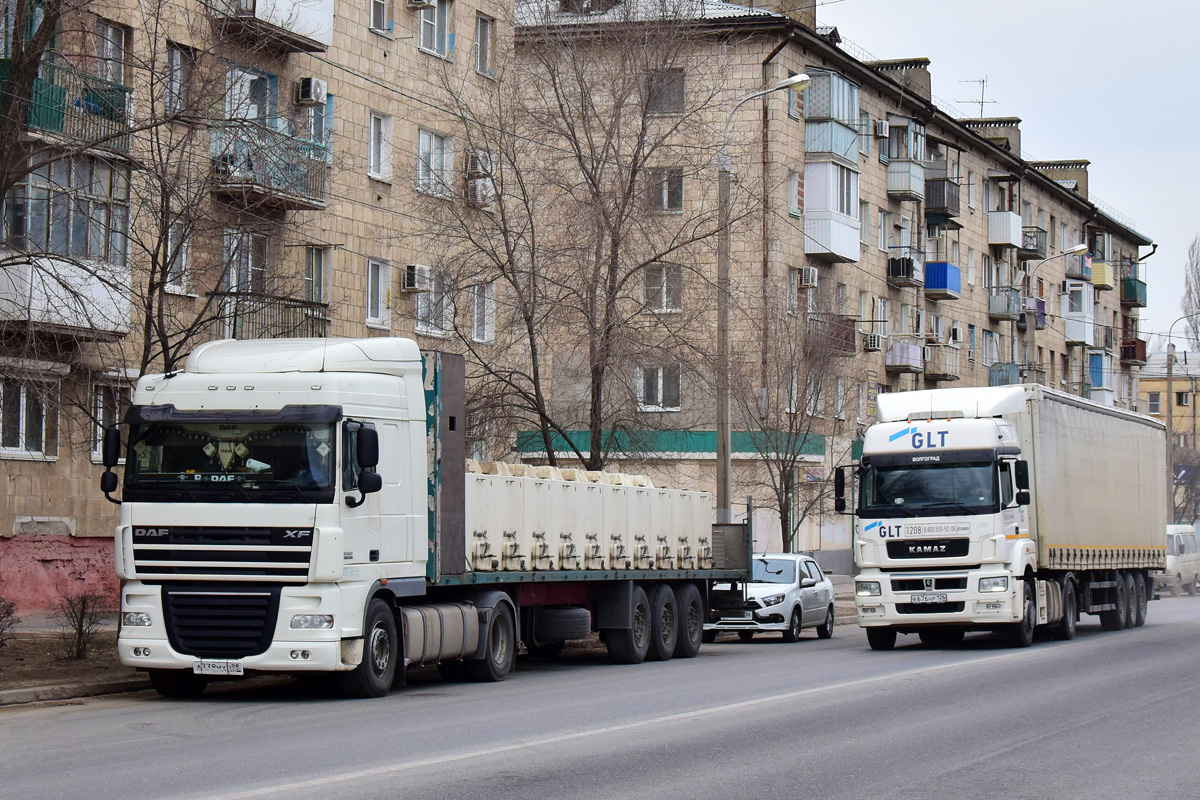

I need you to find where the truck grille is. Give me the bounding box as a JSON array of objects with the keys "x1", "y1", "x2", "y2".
[
  {"x1": 896, "y1": 602, "x2": 966, "y2": 614},
  {"x1": 886, "y1": 539, "x2": 970, "y2": 559},
  {"x1": 891, "y1": 577, "x2": 968, "y2": 592},
  {"x1": 162, "y1": 585, "x2": 281, "y2": 658},
  {"x1": 132, "y1": 526, "x2": 312, "y2": 583}
]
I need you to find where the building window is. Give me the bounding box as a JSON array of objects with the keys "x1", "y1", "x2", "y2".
[
  {"x1": 637, "y1": 365, "x2": 681, "y2": 412},
  {"x1": 646, "y1": 69, "x2": 684, "y2": 114},
  {"x1": 859, "y1": 200, "x2": 870, "y2": 243},
  {"x1": 95, "y1": 19, "x2": 129, "y2": 84},
  {"x1": 1, "y1": 379, "x2": 57, "y2": 457},
  {"x1": 305, "y1": 246, "x2": 328, "y2": 303},
  {"x1": 1177, "y1": 392, "x2": 1191, "y2": 408},
  {"x1": 164, "y1": 43, "x2": 194, "y2": 114},
  {"x1": 17, "y1": 153, "x2": 130, "y2": 264},
  {"x1": 645, "y1": 263, "x2": 682, "y2": 312},
  {"x1": 1148, "y1": 392, "x2": 1161, "y2": 415},
  {"x1": 369, "y1": 113, "x2": 393, "y2": 181},
  {"x1": 967, "y1": 170, "x2": 976, "y2": 208},
  {"x1": 877, "y1": 210, "x2": 888, "y2": 251},
  {"x1": 223, "y1": 230, "x2": 267, "y2": 293},
  {"x1": 788, "y1": 171, "x2": 802, "y2": 217},
  {"x1": 165, "y1": 221, "x2": 189, "y2": 292},
  {"x1": 475, "y1": 14, "x2": 493, "y2": 76},
  {"x1": 417, "y1": 129, "x2": 452, "y2": 195},
  {"x1": 805, "y1": 373, "x2": 822, "y2": 418},
  {"x1": 787, "y1": 72, "x2": 802, "y2": 119},
  {"x1": 647, "y1": 168, "x2": 683, "y2": 212},
  {"x1": 367, "y1": 259, "x2": 389, "y2": 326},
  {"x1": 472, "y1": 281, "x2": 495, "y2": 342},
  {"x1": 805, "y1": 70, "x2": 858, "y2": 123},
  {"x1": 91, "y1": 382, "x2": 129, "y2": 457},
  {"x1": 787, "y1": 268, "x2": 799, "y2": 315},
  {"x1": 858, "y1": 109, "x2": 870, "y2": 155},
  {"x1": 982, "y1": 329, "x2": 999, "y2": 366},
  {"x1": 370, "y1": 0, "x2": 392, "y2": 33},
  {"x1": 968, "y1": 324, "x2": 977, "y2": 363},
  {"x1": 419, "y1": 0, "x2": 452, "y2": 57},
  {"x1": 414, "y1": 266, "x2": 453, "y2": 336}
]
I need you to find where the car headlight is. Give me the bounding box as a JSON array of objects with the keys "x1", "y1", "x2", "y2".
[
  {"x1": 979, "y1": 577, "x2": 1009, "y2": 593},
  {"x1": 761, "y1": 593, "x2": 786, "y2": 607},
  {"x1": 291, "y1": 614, "x2": 335, "y2": 630},
  {"x1": 856, "y1": 581, "x2": 882, "y2": 597},
  {"x1": 123, "y1": 612, "x2": 152, "y2": 627}
]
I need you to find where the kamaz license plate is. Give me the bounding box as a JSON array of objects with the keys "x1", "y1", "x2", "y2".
[
  {"x1": 910, "y1": 593, "x2": 948, "y2": 605},
  {"x1": 193, "y1": 660, "x2": 244, "y2": 676}
]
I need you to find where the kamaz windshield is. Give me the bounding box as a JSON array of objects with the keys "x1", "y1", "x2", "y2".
[
  {"x1": 858, "y1": 461, "x2": 998, "y2": 519},
  {"x1": 122, "y1": 412, "x2": 336, "y2": 504}
]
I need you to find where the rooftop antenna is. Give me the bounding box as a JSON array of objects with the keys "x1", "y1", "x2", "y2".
[{"x1": 957, "y1": 77, "x2": 997, "y2": 118}]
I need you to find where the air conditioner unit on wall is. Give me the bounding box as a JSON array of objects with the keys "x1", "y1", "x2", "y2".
[
  {"x1": 402, "y1": 264, "x2": 429, "y2": 292},
  {"x1": 407, "y1": 0, "x2": 435, "y2": 8},
  {"x1": 863, "y1": 333, "x2": 883, "y2": 352},
  {"x1": 950, "y1": 325, "x2": 962, "y2": 343},
  {"x1": 294, "y1": 77, "x2": 327, "y2": 105},
  {"x1": 875, "y1": 119, "x2": 890, "y2": 139},
  {"x1": 798, "y1": 267, "x2": 818, "y2": 289},
  {"x1": 465, "y1": 177, "x2": 494, "y2": 208}
]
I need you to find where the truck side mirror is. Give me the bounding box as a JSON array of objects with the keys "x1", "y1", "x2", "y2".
[
  {"x1": 356, "y1": 426, "x2": 379, "y2": 469},
  {"x1": 102, "y1": 426, "x2": 121, "y2": 468},
  {"x1": 1016, "y1": 490, "x2": 1031, "y2": 506},
  {"x1": 1014, "y1": 460, "x2": 1030, "y2": 491},
  {"x1": 100, "y1": 471, "x2": 118, "y2": 494},
  {"x1": 834, "y1": 467, "x2": 846, "y2": 514}
]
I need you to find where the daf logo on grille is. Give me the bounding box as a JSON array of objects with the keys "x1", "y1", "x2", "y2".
[
  {"x1": 924, "y1": 577, "x2": 935, "y2": 591},
  {"x1": 134, "y1": 528, "x2": 169, "y2": 537}
]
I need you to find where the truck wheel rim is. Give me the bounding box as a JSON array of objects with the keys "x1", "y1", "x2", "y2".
[
  {"x1": 369, "y1": 624, "x2": 390, "y2": 677},
  {"x1": 490, "y1": 616, "x2": 510, "y2": 664},
  {"x1": 685, "y1": 603, "x2": 701, "y2": 641},
  {"x1": 632, "y1": 604, "x2": 648, "y2": 647}
]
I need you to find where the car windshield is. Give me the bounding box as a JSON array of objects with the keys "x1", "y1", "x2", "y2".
[
  {"x1": 859, "y1": 461, "x2": 998, "y2": 518},
  {"x1": 752, "y1": 559, "x2": 796, "y2": 584},
  {"x1": 123, "y1": 419, "x2": 335, "y2": 503}
]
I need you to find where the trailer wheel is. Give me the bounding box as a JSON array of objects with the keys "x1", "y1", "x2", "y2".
[
  {"x1": 1053, "y1": 581, "x2": 1077, "y2": 641},
  {"x1": 866, "y1": 627, "x2": 896, "y2": 650},
  {"x1": 465, "y1": 603, "x2": 515, "y2": 682},
  {"x1": 337, "y1": 599, "x2": 398, "y2": 698},
  {"x1": 604, "y1": 584, "x2": 651, "y2": 664},
  {"x1": 1132, "y1": 573, "x2": 1147, "y2": 628},
  {"x1": 646, "y1": 584, "x2": 678, "y2": 661},
  {"x1": 1007, "y1": 581, "x2": 1035, "y2": 648},
  {"x1": 1100, "y1": 572, "x2": 1128, "y2": 631},
  {"x1": 148, "y1": 669, "x2": 209, "y2": 699},
  {"x1": 673, "y1": 583, "x2": 705, "y2": 658}
]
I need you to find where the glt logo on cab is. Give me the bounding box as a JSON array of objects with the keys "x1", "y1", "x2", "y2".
[{"x1": 889, "y1": 426, "x2": 948, "y2": 449}]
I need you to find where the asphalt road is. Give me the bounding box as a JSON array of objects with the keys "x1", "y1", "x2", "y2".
[{"x1": 4, "y1": 597, "x2": 1200, "y2": 800}]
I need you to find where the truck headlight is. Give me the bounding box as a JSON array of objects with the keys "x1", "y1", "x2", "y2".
[
  {"x1": 123, "y1": 612, "x2": 152, "y2": 627},
  {"x1": 979, "y1": 577, "x2": 1009, "y2": 593},
  {"x1": 856, "y1": 581, "x2": 882, "y2": 597},
  {"x1": 291, "y1": 614, "x2": 335, "y2": 630},
  {"x1": 761, "y1": 593, "x2": 785, "y2": 607}
]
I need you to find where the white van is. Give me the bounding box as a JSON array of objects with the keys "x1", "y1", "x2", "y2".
[{"x1": 1157, "y1": 525, "x2": 1200, "y2": 597}]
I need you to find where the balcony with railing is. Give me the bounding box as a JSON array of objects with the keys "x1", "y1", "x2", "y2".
[
  {"x1": 1016, "y1": 297, "x2": 1046, "y2": 331},
  {"x1": 0, "y1": 257, "x2": 130, "y2": 340},
  {"x1": 988, "y1": 288, "x2": 1021, "y2": 321},
  {"x1": 0, "y1": 58, "x2": 131, "y2": 152},
  {"x1": 1064, "y1": 254, "x2": 1092, "y2": 281},
  {"x1": 887, "y1": 159, "x2": 925, "y2": 202},
  {"x1": 885, "y1": 340, "x2": 923, "y2": 374},
  {"x1": 804, "y1": 119, "x2": 860, "y2": 163},
  {"x1": 1120, "y1": 337, "x2": 1148, "y2": 365},
  {"x1": 988, "y1": 362, "x2": 1021, "y2": 387},
  {"x1": 1022, "y1": 365, "x2": 1047, "y2": 386},
  {"x1": 887, "y1": 247, "x2": 924, "y2": 288},
  {"x1": 1018, "y1": 226, "x2": 1048, "y2": 260},
  {"x1": 1092, "y1": 323, "x2": 1115, "y2": 351},
  {"x1": 924, "y1": 262, "x2": 961, "y2": 301},
  {"x1": 211, "y1": 121, "x2": 328, "y2": 210},
  {"x1": 924, "y1": 178, "x2": 960, "y2": 219},
  {"x1": 210, "y1": 0, "x2": 334, "y2": 52},
  {"x1": 1090, "y1": 259, "x2": 1115, "y2": 290},
  {"x1": 923, "y1": 344, "x2": 960, "y2": 382},
  {"x1": 988, "y1": 210, "x2": 1023, "y2": 248},
  {"x1": 1121, "y1": 276, "x2": 1147, "y2": 307},
  {"x1": 210, "y1": 292, "x2": 330, "y2": 339},
  {"x1": 806, "y1": 314, "x2": 857, "y2": 357}
]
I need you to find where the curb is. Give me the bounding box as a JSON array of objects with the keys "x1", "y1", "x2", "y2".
[{"x1": 0, "y1": 676, "x2": 151, "y2": 707}]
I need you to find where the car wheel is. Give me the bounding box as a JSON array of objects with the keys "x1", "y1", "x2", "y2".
[
  {"x1": 782, "y1": 608, "x2": 803, "y2": 643},
  {"x1": 816, "y1": 606, "x2": 834, "y2": 640},
  {"x1": 737, "y1": 631, "x2": 755, "y2": 642}
]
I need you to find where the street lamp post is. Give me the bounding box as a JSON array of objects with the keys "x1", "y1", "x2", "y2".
[
  {"x1": 1022, "y1": 243, "x2": 1089, "y2": 385},
  {"x1": 716, "y1": 73, "x2": 810, "y2": 525}
]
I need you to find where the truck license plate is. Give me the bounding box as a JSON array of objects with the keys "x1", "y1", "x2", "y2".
[
  {"x1": 193, "y1": 660, "x2": 244, "y2": 676},
  {"x1": 910, "y1": 593, "x2": 948, "y2": 605}
]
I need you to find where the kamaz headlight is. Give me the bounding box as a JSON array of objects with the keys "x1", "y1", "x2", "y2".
[
  {"x1": 979, "y1": 577, "x2": 1009, "y2": 593},
  {"x1": 761, "y1": 593, "x2": 785, "y2": 607},
  {"x1": 856, "y1": 581, "x2": 882, "y2": 597},
  {"x1": 123, "y1": 612, "x2": 152, "y2": 627},
  {"x1": 291, "y1": 614, "x2": 335, "y2": 630}
]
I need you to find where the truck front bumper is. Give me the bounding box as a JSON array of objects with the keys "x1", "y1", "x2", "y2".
[{"x1": 855, "y1": 569, "x2": 1019, "y2": 628}]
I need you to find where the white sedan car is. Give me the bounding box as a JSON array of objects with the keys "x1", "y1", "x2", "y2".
[{"x1": 704, "y1": 554, "x2": 836, "y2": 642}]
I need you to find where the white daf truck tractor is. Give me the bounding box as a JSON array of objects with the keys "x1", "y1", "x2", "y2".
[
  {"x1": 834, "y1": 384, "x2": 1166, "y2": 650},
  {"x1": 98, "y1": 338, "x2": 753, "y2": 698}
]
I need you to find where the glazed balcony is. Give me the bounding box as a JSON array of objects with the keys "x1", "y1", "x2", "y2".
[
  {"x1": 1090, "y1": 260, "x2": 1115, "y2": 290},
  {"x1": 923, "y1": 178, "x2": 960, "y2": 219},
  {"x1": 988, "y1": 362, "x2": 1021, "y2": 387},
  {"x1": 805, "y1": 119, "x2": 859, "y2": 163},
  {"x1": 0, "y1": 58, "x2": 131, "y2": 152},
  {"x1": 210, "y1": 0, "x2": 334, "y2": 53},
  {"x1": 886, "y1": 158, "x2": 925, "y2": 202},
  {"x1": 211, "y1": 121, "x2": 328, "y2": 210},
  {"x1": 988, "y1": 288, "x2": 1021, "y2": 321},
  {"x1": 1063, "y1": 315, "x2": 1093, "y2": 345},
  {"x1": 0, "y1": 257, "x2": 130, "y2": 340},
  {"x1": 923, "y1": 344, "x2": 960, "y2": 382},
  {"x1": 885, "y1": 340, "x2": 923, "y2": 374},
  {"x1": 886, "y1": 247, "x2": 924, "y2": 288},
  {"x1": 804, "y1": 211, "x2": 860, "y2": 263},
  {"x1": 1018, "y1": 226, "x2": 1048, "y2": 260},
  {"x1": 924, "y1": 262, "x2": 961, "y2": 301},
  {"x1": 988, "y1": 211, "x2": 1023, "y2": 248},
  {"x1": 211, "y1": 292, "x2": 330, "y2": 339},
  {"x1": 1121, "y1": 277, "x2": 1147, "y2": 307},
  {"x1": 1120, "y1": 338, "x2": 1148, "y2": 365}
]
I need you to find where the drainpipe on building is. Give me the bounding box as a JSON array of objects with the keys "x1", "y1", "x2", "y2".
[{"x1": 760, "y1": 32, "x2": 794, "y2": 401}]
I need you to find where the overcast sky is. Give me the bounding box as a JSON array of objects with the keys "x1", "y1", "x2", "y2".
[{"x1": 817, "y1": 0, "x2": 1199, "y2": 351}]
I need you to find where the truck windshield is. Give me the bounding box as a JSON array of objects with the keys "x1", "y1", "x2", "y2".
[
  {"x1": 122, "y1": 420, "x2": 336, "y2": 504},
  {"x1": 752, "y1": 559, "x2": 796, "y2": 584},
  {"x1": 859, "y1": 462, "x2": 997, "y2": 518}
]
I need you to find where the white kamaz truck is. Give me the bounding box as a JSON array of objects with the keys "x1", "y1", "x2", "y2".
[
  {"x1": 99, "y1": 338, "x2": 751, "y2": 697},
  {"x1": 836, "y1": 384, "x2": 1166, "y2": 649}
]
